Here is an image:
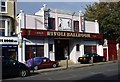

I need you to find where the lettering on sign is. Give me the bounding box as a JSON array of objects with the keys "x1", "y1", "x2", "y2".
[
  {"x1": 28, "y1": 30, "x2": 31, "y2": 35},
  {"x1": 8, "y1": 49, "x2": 16, "y2": 51},
  {"x1": 36, "y1": 32, "x2": 44, "y2": 35},
  {"x1": 47, "y1": 32, "x2": 90, "y2": 38},
  {"x1": 0, "y1": 39, "x2": 17, "y2": 42}
]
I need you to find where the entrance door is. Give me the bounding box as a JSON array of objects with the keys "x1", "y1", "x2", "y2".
[
  {"x1": 103, "y1": 48, "x2": 107, "y2": 61},
  {"x1": 55, "y1": 39, "x2": 69, "y2": 60}
]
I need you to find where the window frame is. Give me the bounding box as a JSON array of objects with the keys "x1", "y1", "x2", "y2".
[
  {"x1": 0, "y1": 19, "x2": 5, "y2": 36},
  {"x1": 0, "y1": 1, "x2": 7, "y2": 13},
  {"x1": 48, "y1": 17, "x2": 55, "y2": 30},
  {"x1": 73, "y1": 21, "x2": 79, "y2": 32}
]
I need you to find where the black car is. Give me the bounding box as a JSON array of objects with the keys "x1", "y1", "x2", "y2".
[
  {"x1": 78, "y1": 53, "x2": 106, "y2": 64},
  {"x1": 2, "y1": 58, "x2": 30, "y2": 78}
]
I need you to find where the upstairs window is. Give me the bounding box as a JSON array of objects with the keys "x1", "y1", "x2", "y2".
[
  {"x1": 48, "y1": 17, "x2": 55, "y2": 30},
  {"x1": 0, "y1": 1, "x2": 7, "y2": 13},
  {"x1": 0, "y1": 20, "x2": 5, "y2": 36},
  {"x1": 73, "y1": 21, "x2": 79, "y2": 32}
]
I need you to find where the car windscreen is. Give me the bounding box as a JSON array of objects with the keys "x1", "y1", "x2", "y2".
[
  {"x1": 26, "y1": 57, "x2": 42, "y2": 67},
  {"x1": 34, "y1": 57, "x2": 42, "y2": 65},
  {"x1": 83, "y1": 54, "x2": 97, "y2": 57}
]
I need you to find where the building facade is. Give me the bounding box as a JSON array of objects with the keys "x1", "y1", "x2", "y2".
[
  {"x1": 16, "y1": 4, "x2": 105, "y2": 63},
  {"x1": 0, "y1": 0, "x2": 18, "y2": 59}
]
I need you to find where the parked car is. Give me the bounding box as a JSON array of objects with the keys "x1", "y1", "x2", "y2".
[
  {"x1": 2, "y1": 57, "x2": 30, "y2": 78},
  {"x1": 25, "y1": 57, "x2": 59, "y2": 70},
  {"x1": 78, "y1": 53, "x2": 106, "y2": 64}
]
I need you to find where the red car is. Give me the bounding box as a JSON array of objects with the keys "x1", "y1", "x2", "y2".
[{"x1": 26, "y1": 57, "x2": 59, "y2": 70}]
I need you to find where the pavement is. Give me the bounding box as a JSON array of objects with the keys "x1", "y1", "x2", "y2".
[{"x1": 32, "y1": 60, "x2": 118, "y2": 73}]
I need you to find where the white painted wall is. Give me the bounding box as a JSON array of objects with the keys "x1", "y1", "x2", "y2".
[
  {"x1": 48, "y1": 38, "x2": 55, "y2": 61},
  {"x1": 44, "y1": 38, "x2": 49, "y2": 58},
  {"x1": 117, "y1": 43, "x2": 119, "y2": 51},
  {"x1": 34, "y1": 7, "x2": 99, "y2": 33},
  {"x1": 80, "y1": 44, "x2": 84, "y2": 57},
  {"x1": 25, "y1": 15, "x2": 44, "y2": 30},
  {"x1": 85, "y1": 21, "x2": 99, "y2": 33},
  {"x1": 69, "y1": 39, "x2": 83, "y2": 63},
  {"x1": 69, "y1": 39, "x2": 76, "y2": 63},
  {"x1": 97, "y1": 45, "x2": 103, "y2": 56}
]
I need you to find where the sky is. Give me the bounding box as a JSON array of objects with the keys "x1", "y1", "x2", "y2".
[
  {"x1": 16, "y1": 0, "x2": 120, "y2": 15},
  {"x1": 17, "y1": 2, "x2": 95, "y2": 15}
]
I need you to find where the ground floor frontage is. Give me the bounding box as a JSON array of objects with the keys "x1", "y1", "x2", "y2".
[
  {"x1": 20, "y1": 37, "x2": 103, "y2": 63},
  {"x1": 17, "y1": 29, "x2": 105, "y2": 63},
  {"x1": 1, "y1": 30, "x2": 119, "y2": 64}
]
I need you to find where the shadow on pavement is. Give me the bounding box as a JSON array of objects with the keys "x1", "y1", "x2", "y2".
[
  {"x1": 74, "y1": 73, "x2": 120, "y2": 81},
  {"x1": 2, "y1": 72, "x2": 39, "y2": 80}
]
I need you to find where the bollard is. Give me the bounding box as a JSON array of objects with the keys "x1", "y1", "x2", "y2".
[
  {"x1": 90, "y1": 57, "x2": 94, "y2": 65},
  {"x1": 66, "y1": 56, "x2": 68, "y2": 69}
]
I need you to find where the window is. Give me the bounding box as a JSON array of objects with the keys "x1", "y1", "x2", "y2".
[
  {"x1": 74, "y1": 21, "x2": 79, "y2": 32},
  {"x1": 25, "y1": 45, "x2": 44, "y2": 60},
  {"x1": 0, "y1": 1, "x2": 7, "y2": 13},
  {"x1": 49, "y1": 44, "x2": 53, "y2": 51},
  {"x1": 84, "y1": 46, "x2": 97, "y2": 54},
  {"x1": 0, "y1": 20, "x2": 5, "y2": 36},
  {"x1": 76, "y1": 44, "x2": 79, "y2": 51},
  {"x1": 48, "y1": 17, "x2": 55, "y2": 30}
]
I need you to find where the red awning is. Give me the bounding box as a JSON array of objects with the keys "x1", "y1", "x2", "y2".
[{"x1": 21, "y1": 29, "x2": 103, "y2": 39}]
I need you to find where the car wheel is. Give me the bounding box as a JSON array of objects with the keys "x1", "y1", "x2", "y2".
[
  {"x1": 34, "y1": 66, "x2": 38, "y2": 70},
  {"x1": 53, "y1": 64, "x2": 57, "y2": 68},
  {"x1": 19, "y1": 69, "x2": 27, "y2": 77}
]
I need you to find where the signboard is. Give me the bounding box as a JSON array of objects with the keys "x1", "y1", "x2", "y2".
[
  {"x1": 0, "y1": 37, "x2": 18, "y2": 44},
  {"x1": 47, "y1": 31, "x2": 90, "y2": 38},
  {"x1": 21, "y1": 29, "x2": 103, "y2": 39}
]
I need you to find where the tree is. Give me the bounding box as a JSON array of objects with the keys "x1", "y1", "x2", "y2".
[{"x1": 84, "y1": 2, "x2": 120, "y2": 41}]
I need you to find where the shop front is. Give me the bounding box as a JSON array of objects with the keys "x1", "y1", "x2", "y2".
[
  {"x1": 0, "y1": 37, "x2": 18, "y2": 60},
  {"x1": 21, "y1": 29, "x2": 103, "y2": 63}
]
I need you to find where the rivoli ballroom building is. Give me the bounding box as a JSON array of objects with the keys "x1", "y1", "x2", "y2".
[{"x1": 15, "y1": 4, "x2": 106, "y2": 63}]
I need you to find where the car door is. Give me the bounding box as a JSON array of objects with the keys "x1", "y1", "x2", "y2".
[
  {"x1": 93, "y1": 54, "x2": 99, "y2": 62},
  {"x1": 94, "y1": 54, "x2": 101, "y2": 62},
  {"x1": 2, "y1": 59, "x2": 10, "y2": 77},
  {"x1": 2, "y1": 59, "x2": 18, "y2": 76}
]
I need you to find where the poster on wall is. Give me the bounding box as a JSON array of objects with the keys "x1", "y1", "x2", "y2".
[{"x1": 58, "y1": 18, "x2": 72, "y2": 31}]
